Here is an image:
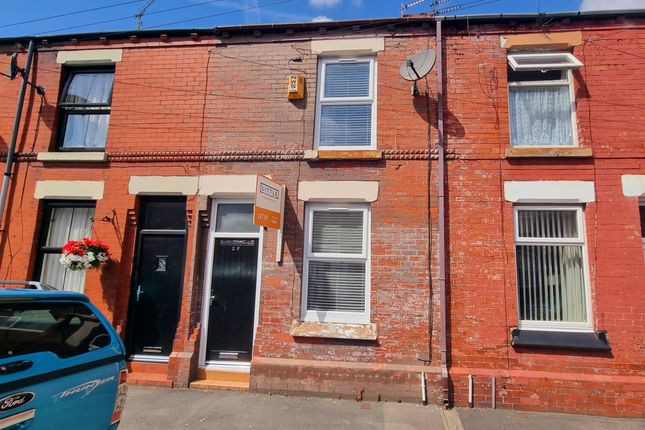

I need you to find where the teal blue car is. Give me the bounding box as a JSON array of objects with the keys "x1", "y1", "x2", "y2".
[{"x1": 0, "y1": 288, "x2": 127, "y2": 430}]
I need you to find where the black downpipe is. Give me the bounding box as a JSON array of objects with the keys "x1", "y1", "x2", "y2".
[{"x1": 0, "y1": 39, "x2": 36, "y2": 231}]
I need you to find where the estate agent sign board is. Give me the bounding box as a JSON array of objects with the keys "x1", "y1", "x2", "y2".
[
  {"x1": 253, "y1": 175, "x2": 284, "y2": 229},
  {"x1": 253, "y1": 175, "x2": 286, "y2": 262}
]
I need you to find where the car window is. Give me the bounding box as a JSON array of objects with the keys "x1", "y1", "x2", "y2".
[{"x1": 0, "y1": 302, "x2": 112, "y2": 359}]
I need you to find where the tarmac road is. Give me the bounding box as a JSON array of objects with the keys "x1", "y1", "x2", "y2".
[{"x1": 120, "y1": 386, "x2": 645, "y2": 430}]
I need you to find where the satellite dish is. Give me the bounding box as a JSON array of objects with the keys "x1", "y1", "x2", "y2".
[{"x1": 400, "y1": 50, "x2": 436, "y2": 81}]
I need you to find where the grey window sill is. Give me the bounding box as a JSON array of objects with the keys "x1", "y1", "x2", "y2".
[{"x1": 511, "y1": 328, "x2": 610, "y2": 351}]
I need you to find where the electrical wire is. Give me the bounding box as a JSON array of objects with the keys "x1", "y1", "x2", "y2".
[
  {"x1": 0, "y1": 0, "x2": 146, "y2": 29},
  {"x1": 33, "y1": 0, "x2": 295, "y2": 36},
  {"x1": 142, "y1": 0, "x2": 298, "y2": 30}
]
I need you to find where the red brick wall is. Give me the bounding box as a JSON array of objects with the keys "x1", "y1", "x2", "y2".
[{"x1": 443, "y1": 21, "x2": 645, "y2": 416}]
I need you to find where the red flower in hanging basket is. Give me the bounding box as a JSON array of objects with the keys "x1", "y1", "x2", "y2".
[{"x1": 60, "y1": 238, "x2": 111, "y2": 271}]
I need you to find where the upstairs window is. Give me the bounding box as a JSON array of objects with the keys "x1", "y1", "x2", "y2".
[
  {"x1": 302, "y1": 203, "x2": 370, "y2": 324},
  {"x1": 315, "y1": 58, "x2": 376, "y2": 149},
  {"x1": 507, "y1": 52, "x2": 582, "y2": 147},
  {"x1": 514, "y1": 206, "x2": 592, "y2": 331},
  {"x1": 58, "y1": 68, "x2": 114, "y2": 150}
]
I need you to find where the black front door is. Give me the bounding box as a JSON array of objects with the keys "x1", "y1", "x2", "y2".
[
  {"x1": 128, "y1": 197, "x2": 186, "y2": 357},
  {"x1": 206, "y1": 238, "x2": 259, "y2": 362}
]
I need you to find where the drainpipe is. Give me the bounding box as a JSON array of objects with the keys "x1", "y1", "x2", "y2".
[
  {"x1": 435, "y1": 17, "x2": 449, "y2": 407},
  {"x1": 0, "y1": 39, "x2": 36, "y2": 231}
]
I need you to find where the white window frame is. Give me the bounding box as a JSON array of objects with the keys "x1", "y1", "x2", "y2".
[
  {"x1": 301, "y1": 203, "x2": 371, "y2": 324},
  {"x1": 513, "y1": 205, "x2": 593, "y2": 332},
  {"x1": 507, "y1": 54, "x2": 579, "y2": 148},
  {"x1": 314, "y1": 57, "x2": 377, "y2": 150},
  {"x1": 507, "y1": 52, "x2": 583, "y2": 71},
  {"x1": 198, "y1": 198, "x2": 264, "y2": 371}
]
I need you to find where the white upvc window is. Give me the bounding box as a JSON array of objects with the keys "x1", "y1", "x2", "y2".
[
  {"x1": 314, "y1": 57, "x2": 377, "y2": 149},
  {"x1": 507, "y1": 52, "x2": 583, "y2": 71},
  {"x1": 514, "y1": 206, "x2": 593, "y2": 332},
  {"x1": 507, "y1": 52, "x2": 582, "y2": 147},
  {"x1": 301, "y1": 203, "x2": 370, "y2": 324}
]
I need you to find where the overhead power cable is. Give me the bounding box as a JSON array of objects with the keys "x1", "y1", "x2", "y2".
[
  {"x1": 34, "y1": 0, "x2": 229, "y2": 35},
  {"x1": 142, "y1": 0, "x2": 298, "y2": 30},
  {"x1": 435, "y1": 0, "x2": 502, "y2": 15},
  {"x1": 0, "y1": 0, "x2": 146, "y2": 29}
]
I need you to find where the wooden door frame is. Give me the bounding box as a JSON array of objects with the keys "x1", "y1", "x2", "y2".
[{"x1": 198, "y1": 198, "x2": 264, "y2": 371}]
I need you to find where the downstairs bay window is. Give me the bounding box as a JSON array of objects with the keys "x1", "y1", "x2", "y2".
[
  {"x1": 514, "y1": 206, "x2": 592, "y2": 332},
  {"x1": 301, "y1": 203, "x2": 370, "y2": 324}
]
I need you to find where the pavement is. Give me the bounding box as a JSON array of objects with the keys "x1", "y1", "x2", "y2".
[{"x1": 119, "y1": 386, "x2": 645, "y2": 430}]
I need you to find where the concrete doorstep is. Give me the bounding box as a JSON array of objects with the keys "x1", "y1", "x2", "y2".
[{"x1": 119, "y1": 386, "x2": 645, "y2": 430}]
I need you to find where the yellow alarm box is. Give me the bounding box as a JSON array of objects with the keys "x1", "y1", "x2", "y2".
[{"x1": 287, "y1": 74, "x2": 305, "y2": 100}]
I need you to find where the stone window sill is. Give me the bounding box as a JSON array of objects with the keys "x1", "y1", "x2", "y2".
[
  {"x1": 505, "y1": 147, "x2": 593, "y2": 158},
  {"x1": 290, "y1": 319, "x2": 377, "y2": 341},
  {"x1": 304, "y1": 150, "x2": 383, "y2": 161},
  {"x1": 511, "y1": 328, "x2": 610, "y2": 352},
  {"x1": 37, "y1": 152, "x2": 107, "y2": 162}
]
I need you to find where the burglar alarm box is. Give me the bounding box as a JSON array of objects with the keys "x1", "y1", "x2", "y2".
[{"x1": 287, "y1": 74, "x2": 305, "y2": 100}]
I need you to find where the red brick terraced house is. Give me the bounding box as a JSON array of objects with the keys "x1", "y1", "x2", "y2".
[{"x1": 0, "y1": 9, "x2": 643, "y2": 417}]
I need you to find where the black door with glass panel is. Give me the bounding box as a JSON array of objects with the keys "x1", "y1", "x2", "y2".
[
  {"x1": 206, "y1": 203, "x2": 260, "y2": 362},
  {"x1": 127, "y1": 197, "x2": 186, "y2": 357}
]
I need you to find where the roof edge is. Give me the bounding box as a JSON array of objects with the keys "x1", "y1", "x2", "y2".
[{"x1": 0, "y1": 9, "x2": 642, "y2": 45}]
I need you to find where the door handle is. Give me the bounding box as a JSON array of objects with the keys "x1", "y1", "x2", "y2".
[
  {"x1": 210, "y1": 295, "x2": 220, "y2": 306},
  {"x1": 136, "y1": 285, "x2": 144, "y2": 302},
  {"x1": 0, "y1": 360, "x2": 33, "y2": 376}
]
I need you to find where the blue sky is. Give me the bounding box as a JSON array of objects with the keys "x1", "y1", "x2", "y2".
[{"x1": 0, "y1": 0, "x2": 641, "y2": 38}]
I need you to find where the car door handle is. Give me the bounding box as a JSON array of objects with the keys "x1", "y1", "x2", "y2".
[{"x1": 0, "y1": 360, "x2": 33, "y2": 376}]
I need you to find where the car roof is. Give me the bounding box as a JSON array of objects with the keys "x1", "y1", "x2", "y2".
[{"x1": 0, "y1": 288, "x2": 89, "y2": 302}]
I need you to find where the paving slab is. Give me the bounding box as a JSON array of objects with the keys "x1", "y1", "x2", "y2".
[
  {"x1": 457, "y1": 407, "x2": 645, "y2": 430},
  {"x1": 120, "y1": 386, "x2": 444, "y2": 430}
]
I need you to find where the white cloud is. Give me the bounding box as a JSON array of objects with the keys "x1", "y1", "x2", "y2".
[
  {"x1": 309, "y1": 0, "x2": 342, "y2": 8},
  {"x1": 311, "y1": 15, "x2": 333, "y2": 22},
  {"x1": 580, "y1": 0, "x2": 644, "y2": 10},
  {"x1": 264, "y1": 10, "x2": 311, "y2": 22}
]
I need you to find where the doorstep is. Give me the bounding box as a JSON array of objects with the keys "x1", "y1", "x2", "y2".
[
  {"x1": 128, "y1": 372, "x2": 174, "y2": 388},
  {"x1": 189, "y1": 368, "x2": 250, "y2": 392},
  {"x1": 127, "y1": 359, "x2": 173, "y2": 388}
]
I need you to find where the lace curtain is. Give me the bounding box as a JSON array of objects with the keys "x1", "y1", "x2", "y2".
[{"x1": 509, "y1": 85, "x2": 573, "y2": 146}]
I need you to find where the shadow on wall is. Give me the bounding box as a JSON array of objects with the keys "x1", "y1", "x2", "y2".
[
  {"x1": 100, "y1": 209, "x2": 136, "y2": 324},
  {"x1": 281, "y1": 191, "x2": 304, "y2": 278},
  {"x1": 413, "y1": 91, "x2": 465, "y2": 138},
  {"x1": 573, "y1": 70, "x2": 590, "y2": 100}
]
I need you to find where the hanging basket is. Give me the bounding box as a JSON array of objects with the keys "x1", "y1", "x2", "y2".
[{"x1": 60, "y1": 238, "x2": 111, "y2": 271}]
